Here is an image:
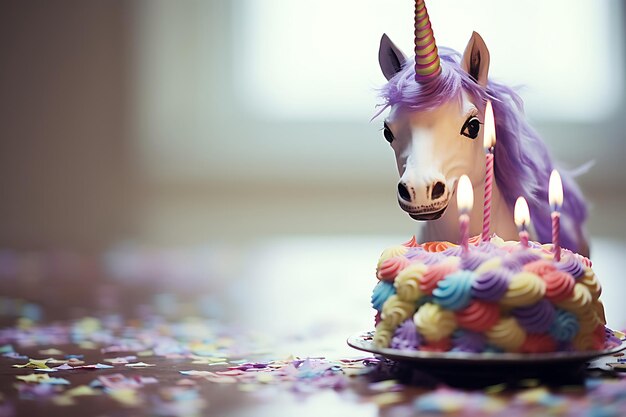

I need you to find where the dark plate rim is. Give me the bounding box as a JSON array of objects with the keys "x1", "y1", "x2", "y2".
[{"x1": 347, "y1": 330, "x2": 626, "y2": 365}]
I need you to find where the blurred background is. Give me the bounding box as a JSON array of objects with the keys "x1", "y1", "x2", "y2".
[{"x1": 0, "y1": 0, "x2": 625, "y2": 333}]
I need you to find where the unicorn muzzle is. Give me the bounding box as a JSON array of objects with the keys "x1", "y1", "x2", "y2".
[{"x1": 397, "y1": 179, "x2": 449, "y2": 220}]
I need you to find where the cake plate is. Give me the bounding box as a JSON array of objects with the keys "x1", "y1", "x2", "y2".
[
  {"x1": 348, "y1": 330, "x2": 626, "y2": 365},
  {"x1": 347, "y1": 331, "x2": 626, "y2": 386}
]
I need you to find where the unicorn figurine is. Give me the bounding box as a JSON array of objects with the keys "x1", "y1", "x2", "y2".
[{"x1": 377, "y1": 0, "x2": 589, "y2": 256}]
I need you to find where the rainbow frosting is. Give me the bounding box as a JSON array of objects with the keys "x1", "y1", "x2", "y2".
[{"x1": 371, "y1": 235, "x2": 616, "y2": 353}]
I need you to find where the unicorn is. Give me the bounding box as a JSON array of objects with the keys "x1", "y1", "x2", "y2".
[{"x1": 376, "y1": 0, "x2": 589, "y2": 256}]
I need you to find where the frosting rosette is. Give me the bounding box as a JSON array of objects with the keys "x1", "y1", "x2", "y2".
[
  {"x1": 419, "y1": 260, "x2": 458, "y2": 295},
  {"x1": 391, "y1": 319, "x2": 423, "y2": 350},
  {"x1": 581, "y1": 268, "x2": 601, "y2": 300},
  {"x1": 373, "y1": 322, "x2": 394, "y2": 347},
  {"x1": 572, "y1": 330, "x2": 593, "y2": 351},
  {"x1": 556, "y1": 254, "x2": 585, "y2": 279},
  {"x1": 455, "y1": 300, "x2": 499, "y2": 332},
  {"x1": 512, "y1": 299, "x2": 556, "y2": 333},
  {"x1": 381, "y1": 295, "x2": 415, "y2": 328},
  {"x1": 592, "y1": 324, "x2": 608, "y2": 350},
  {"x1": 471, "y1": 268, "x2": 511, "y2": 302},
  {"x1": 474, "y1": 257, "x2": 503, "y2": 274},
  {"x1": 402, "y1": 235, "x2": 419, "y2": 248},
  {"x1": 542, "y1": 270, "x2": 575, "y2": 302},
  {"x1": 486, "y1": 317, "x2": 526, "y2": 352},
  {"x1": 523, "y1": 260, "x2": 556, "y2": 277},
  {"x1": 394, "y1": 263, "x2": 427, "y2": 302},
  {"x1": 421, "y1": 241, "x2": 452, "y2": 253},
  {"x1": 377, "y1": 245, "x2": 408, "y2": 268},
  {"x1": 556, "y1": 283, "x2": 592, "y2": 311},
  {"x1": 432, "y1": 270, "x2": 474, "y2": 311},
  {"x1": 371, "y1": 281, "x2": 396, "y2": 311},
  {"x1": 451, "y1": 330, "x2": 486, "y2": 353},
  {"x1": 578, "y1": 254, "x2": 592, "y2": 268},
  {"x1": 460, "y1": 251, "x2": 491, "y2": 271},
  {"x1": 406, "y1": 250, "x2": 445, "y2": 265},
  {"x1": 549, "y1": 310, "x2": 579, "y2": 342},
  {"x1": 442, "y1": 246, "x2": 464, "y2": 257},
  {"x1": 500, "y1": 272, "x2": 545, "y2": 307},
  {"x1": 413, "y1": 303, "x2": 457, "y2": 342},
  {"x1": 576, "y1": 306, "x2": 602, "y2": 334},
  {"x1": 420, "y1": 338, "x2": 452, "y2": 352},
  {"x1": 377, "y1": 256, "x2": 411, "y2": 282},
  {"x1": 507, "y1": 249, "x2": 542, "y2": 267},
  {"x1": 521, "y1": 334, "x2": 557, "y2": 353},
  {"x1": 593, "y1": 300, "x2": 607, "y2": 324}
]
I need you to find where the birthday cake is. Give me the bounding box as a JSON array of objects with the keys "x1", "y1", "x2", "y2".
[{"x1": 371, "y1": 235, "x2": 618, "y2": 353}]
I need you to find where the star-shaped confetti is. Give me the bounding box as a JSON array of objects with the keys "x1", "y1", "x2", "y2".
[
  {"x1": 16, "y1": 373, "x2": 51, "y2": 383},
  {"x1": 13, "y1": 359, "x2": 50, "y2": 369}
]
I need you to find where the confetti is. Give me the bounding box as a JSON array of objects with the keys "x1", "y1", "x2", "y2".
[
  {"x1": 12, "y1": 359, "x2": 50, "y2": 369},
  {"x1": 179, "y1": 370, "x2": 213, "y2": 377},
  {"x1": 1, "y1": 304, "x2": 626, "y2": 416},
  {"x1": 125, "y1": 362, "x2": 156, "y2": 368},
  {"x1": 40, "y1": 377, "x2": 71, "y2": 385},
  {"x1": 98, "y1": 374, "x2": 140, "y2": 389},
  {"x1": 38, "y1": 348, "x2": 64, "y2": 355},
  {"x1": 16, "y1": 374, "x2": 51, "y2": 383},
  {"x1": 104, "y1": 356, "x2": 136, "y2": 364},
  {"x1": 107, "y1": 388, "x2": 143, "y2": 407},
  {"x1": 65, "y1": 385, "x2": 100, "y2": 397}
]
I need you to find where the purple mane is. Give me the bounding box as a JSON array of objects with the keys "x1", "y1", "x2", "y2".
[{"x1": 377, "y1": 48, "x2": 588, "y2": 254}]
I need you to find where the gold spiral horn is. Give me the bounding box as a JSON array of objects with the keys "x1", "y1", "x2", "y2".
[{"x1": 414, "y1": 0, "x2": 441, "y2": 82}]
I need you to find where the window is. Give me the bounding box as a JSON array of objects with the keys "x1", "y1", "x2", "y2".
[{"x1": 235, "y1": 0, "x2": 623, "y2": 121}]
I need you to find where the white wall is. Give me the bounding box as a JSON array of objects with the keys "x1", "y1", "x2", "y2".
[{"x1": 131, "y1": 0, "x2": 626, "y2": 245}]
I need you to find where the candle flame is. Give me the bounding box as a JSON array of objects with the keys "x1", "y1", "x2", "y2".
[
  {"x1": 457, "y1": 175, "x2": 474, "y2": 213},
  {"x1": 549, "y1": 170, "x2": 563, "y2": 211},
  {"x1": 514, "y1": 196, "x2": 530, "y2": 229},
  {"x1": 483, "y1": 100, "x2": 496, "y2": 150}
]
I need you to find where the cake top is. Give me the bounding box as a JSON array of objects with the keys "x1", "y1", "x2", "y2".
[{"x1": 377, "y1": 235, "x2": 591, "y2": 280}]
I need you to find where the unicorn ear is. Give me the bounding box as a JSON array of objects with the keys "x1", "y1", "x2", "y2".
[
  {"x1": 379, "y1": 34, "x2": 407, "y2": 81},
  {"x1": 461, "y1": 31, "x2": 490, "y2": 87}
]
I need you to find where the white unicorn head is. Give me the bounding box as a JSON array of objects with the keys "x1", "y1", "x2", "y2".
[{"x1": 379, "y1": 31, "x2": 491, "y2": 223}]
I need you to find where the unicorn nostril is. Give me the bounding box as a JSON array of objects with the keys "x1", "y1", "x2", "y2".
[
  {"x1": 431, "y1": 181, "x2": 446, "y2": 200},
  {"x1": 398, "y1": 182, "x2": 412, "y2": 202}
]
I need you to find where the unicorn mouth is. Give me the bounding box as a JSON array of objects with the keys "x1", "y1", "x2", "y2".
[
  {"x1": 408, "y1": 206, "x2": 448, "y2": 220},
  {"x1": 398, "y1": 198, "x2": 449, "y2": 220}
]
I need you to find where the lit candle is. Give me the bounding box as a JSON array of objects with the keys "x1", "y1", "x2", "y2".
[
  {"x1": 549, "y1": 170, "x2": 564, "y2": 261},
  {"x1": 514, "y1": 196, "x2": 530, "y2": 248},
  {"x1": 457, "y1": 175, "x2": 474, "y2": 255},
  {"x1": 481, "y1": 100, "x2": 496, "y2": 241}
]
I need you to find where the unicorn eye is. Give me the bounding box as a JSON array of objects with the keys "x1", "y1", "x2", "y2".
[
  {"x1": 460, "y1": 117, "x2": 481, "y2": 139},
  {"x1": 383, "y1": 124, "x2": 395, "y2": 143}
]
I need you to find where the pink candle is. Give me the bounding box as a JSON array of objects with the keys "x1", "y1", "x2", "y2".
[
  {"x1": 457, "y1": 175, "x2": 474, "y2": 256},
  {"x1": 549, "y1": 170, "x2": 563, "y2": 261},
  {"x1": 552, "y1": 212, "x2": 561, "y2": 261},
  {"x1": 482, "y1": 152, "x2": 494, "y2": 241},
  {"x1": 482, "y1": 101, "x2": 496, "y2": 241}
]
